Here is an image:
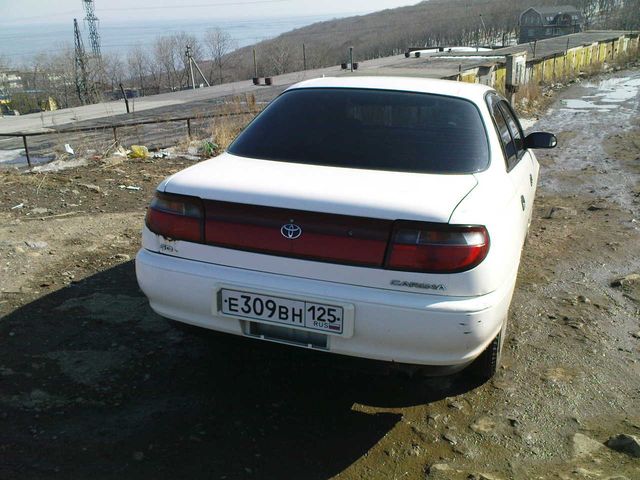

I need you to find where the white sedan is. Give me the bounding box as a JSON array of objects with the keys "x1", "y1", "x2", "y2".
[{"x1": 136, "y1": 76, "x2": 556, "y2": 380}]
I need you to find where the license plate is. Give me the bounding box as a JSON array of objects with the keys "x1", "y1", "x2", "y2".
[{"x1": 219, "y1": 289, "x2": 344, "y2": 335}]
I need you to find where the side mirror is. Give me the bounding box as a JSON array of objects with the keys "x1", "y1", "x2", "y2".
[{"x1": 524, "y1": 132, "x2": 557, "y2": 149}]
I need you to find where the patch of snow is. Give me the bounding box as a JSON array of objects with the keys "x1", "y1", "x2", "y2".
[
  {"x1": 0, "y1": 149, "x2": 54, "y2": 168},
  {"x1": 31, "y1": 157, "x2": 88, "y2": 172},
  {"x1": 561, "y1": 99, "x2": 616, "y2": 111},
  {"x1": 0, "y1": 149, "x2": 23, "y2": 163},
  {"x1": 519, "y1": 118, "x2": 537, "y2": 131},
  {"x1": 433, "y1": 55, "x2": 505, "y2": 60},
  {"x1": 447, "y1": 47, "x2": 493, "y2": 53}
]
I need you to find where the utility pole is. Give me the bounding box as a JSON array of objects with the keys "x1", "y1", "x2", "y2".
[
  {"x1": 186, "y1": 45, "x2": 196, "y2": 90},
  {"x1": 82, "y1": 0, "x2": 102, "y2": 59},
  {"x1": 185, "y1": 45, "x2": 211, "y2": 89},
  {"x1": 253, "y1": 49, "x2": 258, "y2": 78},
  {"x1": 73, "y1": 18, "x2": 89, "y2": 105},
  {"x1": 302, "y1": 43, "x2": 307, "y2": 71},
  {"x1": 479, "y1": 14, "x2": 487, "y2": 48},
  {"x1": 349, "y1": 46, "x2": 354, "y2": 72}
]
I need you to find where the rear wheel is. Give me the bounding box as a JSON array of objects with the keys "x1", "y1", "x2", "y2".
[{"x1": 467, "y1": 322, "x2": 506, "y2": 383}]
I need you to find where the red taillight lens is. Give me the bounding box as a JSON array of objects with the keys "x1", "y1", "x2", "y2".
[
  {"x1": 386, "y1": 223, "x2": 489, "y2": 273},
  {"x1": 145, "y1": 192, "x2": 203, "y2": 243}
]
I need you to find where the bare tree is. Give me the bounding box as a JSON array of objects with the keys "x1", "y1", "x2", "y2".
[
  {"x1": 572, "y1": 0, "x2": 600, "y2": 27},
  {"x1": 304, "y1": 42, "x2": 334, "y2": 69},
  {"x1": 127, "y1": 45, "x2": 149, "y2": 94},
  {"x1": 102, "y1": 52, "x2": 125, "y2": 92},
  {"x1": 153, "y1": 35, "x2": 180, "y2": 90},
  {"x1": 0, "y1": 55, "x2": 11, "y2": 86},
  {"x1": 204, "y1": 28, "x2": 236, "y2": 85},
  {"x1": 263, "y1": 38, "x2": 297, "y2": 76},
  {"x1": 146, "y1": 56, "x2": 163, "y2": 94},
  {"x1": 611, "y1": 0, "x2": 640, "y2": 29}
]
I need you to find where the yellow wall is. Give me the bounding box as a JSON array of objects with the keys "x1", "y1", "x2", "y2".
[
  {"x1": 458, "y1": 34, "x2": 638, "y2": 93},
  {"x1": 494, "y1": 67, "x2": 506, "y2": 94},
  {"x1": 543, "y1": 57, "x2": 555, "y2": 82},
  {"x1": 461, "y1": 73, "x2": 477, "y2": 83},
  {"x1": 598, "y1": 43, "x2": 607, "y2": 63}
]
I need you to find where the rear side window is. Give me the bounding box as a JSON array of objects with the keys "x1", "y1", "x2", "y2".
[
  {"x1": 229, "y1": 88, "x2": 489, "y2": 174},
  {"x1": 499, "y1": 103, "x2": 524, "y2": 155},
  {"x1": 487, "y1": 94, "x2": 525, "y2": 170},
  {"x1": 491, "y1": 102, "x2": 515, "y2": 161}
]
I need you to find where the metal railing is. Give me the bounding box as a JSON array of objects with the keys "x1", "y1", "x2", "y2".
[{"x1": 0, "y1": 109, "x2": 260, "y2": 167}]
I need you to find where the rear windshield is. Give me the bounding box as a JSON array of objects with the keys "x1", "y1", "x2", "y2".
[{"x1": 228, "y1": 88, "x2": 489, "y2": 174}]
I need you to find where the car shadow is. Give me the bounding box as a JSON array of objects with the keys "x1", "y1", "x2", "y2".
[{"x1": 0, "y1": 261, "x2": 479, "y2": 479}]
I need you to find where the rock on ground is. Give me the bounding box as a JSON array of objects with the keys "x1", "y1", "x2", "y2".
[
  {"x1": 605, "y1": 434, "x2": 640, "y2": 458},
  {"x1": 572, "y1": 433, "x2": 605, "y2": 457}
]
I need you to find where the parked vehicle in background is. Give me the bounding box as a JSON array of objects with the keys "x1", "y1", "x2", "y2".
[{"x1": 136, "y1": 76, "x2": 557, "y2": 381}]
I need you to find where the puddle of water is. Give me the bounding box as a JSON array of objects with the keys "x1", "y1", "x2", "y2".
[
  {"x1": 561, "y1": 99, "x2": 616, "y2": 111},
  {"x1": 580, "y1": 76, "x2": 640, "y2": 104},
  {"x1": 535, "y1": 70, "x2": 640, "y2": 211}
]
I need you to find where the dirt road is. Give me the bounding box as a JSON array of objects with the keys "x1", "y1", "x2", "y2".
[{"x1": 0, "y1": 70, "x2": 639, "y2": 479}]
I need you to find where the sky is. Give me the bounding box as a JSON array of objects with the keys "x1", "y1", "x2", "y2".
[{"x1": 3, "y1": 0, "x2": 421, "y2": 25}]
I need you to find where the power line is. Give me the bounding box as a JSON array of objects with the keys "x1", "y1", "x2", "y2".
[
  {"x1": 5, "y1": 10, "x2": 80, "y2": 23},
  {"x1": 100, "y1": 0, "x2": 293, "y2": 11}
]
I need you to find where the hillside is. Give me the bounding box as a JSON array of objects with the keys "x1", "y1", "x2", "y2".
[{"x1": 225, "y1": 0, "x2": 637, "y2": 79}]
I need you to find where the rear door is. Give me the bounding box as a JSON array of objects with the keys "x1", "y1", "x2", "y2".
[{"x1": 486, "y1": 94, "x2": 534, "y2": 244}]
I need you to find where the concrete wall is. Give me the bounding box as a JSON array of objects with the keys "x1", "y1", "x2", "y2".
[
  {"x1": 523, "y1": 34, "x2": 639, "y2": 86},
  {"x1": 456, "y1": 33, "x2": 639, "y2": 93}
]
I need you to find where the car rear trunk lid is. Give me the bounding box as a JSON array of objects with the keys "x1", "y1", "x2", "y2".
[
  {"x1": 162, "y1": 153, "x2": 477, "y2": 223},
  {"x1": 156, "y1": 153, "x2": 480, "y2": 287}
]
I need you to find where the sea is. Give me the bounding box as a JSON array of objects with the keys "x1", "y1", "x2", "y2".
[{"x1": 1, "y1": 13, "x2": 352, "y2": 64}]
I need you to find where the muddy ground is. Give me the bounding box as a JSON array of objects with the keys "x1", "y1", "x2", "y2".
[{"x1": 0, "y1": 69, "x2": 639, "y2": 480}]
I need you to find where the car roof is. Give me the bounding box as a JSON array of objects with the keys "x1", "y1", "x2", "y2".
[{"x1": 285, "y1": 76, "x2": 495, "y2": 103}]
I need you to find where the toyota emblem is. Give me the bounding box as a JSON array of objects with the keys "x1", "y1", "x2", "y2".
[{"x1": 281, "y1": 223, "x2": 302, "y2": 240}]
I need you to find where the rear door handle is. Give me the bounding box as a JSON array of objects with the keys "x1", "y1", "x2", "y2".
[{"x1": 521, "y1": 195, "x2": 526, "y2": 211}]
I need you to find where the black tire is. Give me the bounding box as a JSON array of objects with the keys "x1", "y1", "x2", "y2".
[{"x1": 467, "y1": 325, "x2": 504, "y2": 383}]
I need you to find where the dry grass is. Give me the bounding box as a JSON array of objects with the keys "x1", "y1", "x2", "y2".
[
  {"x1": 581, "y1": 60, "x2": 606, "y2": 77},
  {"x1": 611, "y1": 46, "x2": 640, "y2": 68},
  {"x1": 208, "y1": 93, "x2": 260, "y2": 151},
  {"x1": 514, "y1": 82, "x2": 547, "y2": 116},
  {"x1": 210, "y1": 118, "x2": 247, "y2": 151}
]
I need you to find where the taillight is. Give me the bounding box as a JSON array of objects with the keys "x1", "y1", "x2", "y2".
[
  {"x1": 386, "y1": 223, "x2": 489, "y2": 273},
  {"x1": 145, "y1": 192, "x2": 203, "y2": 243}
]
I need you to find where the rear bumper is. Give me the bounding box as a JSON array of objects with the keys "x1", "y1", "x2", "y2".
[{"x1": 136, "y1": 249, "x2": 515, "y2": 367}]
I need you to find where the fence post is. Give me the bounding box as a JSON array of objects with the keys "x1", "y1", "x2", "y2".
[
  {"x1": 119, "y1": 83, "x2": 130, "y2": 114},
  {"x1": 112, "y1": 126, "x2": 118, "y2": 144},
  {"x1": 22, "y1": 135, "x2": 32, "y2": 168},
  {"x1": 505, "y1": 52, "x2": 527, "y2": 106},
  {"x1": 187, "y1": 118, "x2": 192, "y2": 139}
]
